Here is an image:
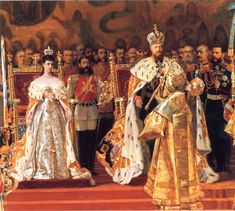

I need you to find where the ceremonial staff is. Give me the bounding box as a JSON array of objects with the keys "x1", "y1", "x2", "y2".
[
  {"x1": 0, "y1": 36, "x2": 10, "y2": 146},
  {"x1": 1, "y1": 36, "x2": 8, "y2": 128}
]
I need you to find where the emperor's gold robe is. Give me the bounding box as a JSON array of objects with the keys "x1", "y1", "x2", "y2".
[{"x1": 97, "y1": 56, "x2": 191, "y2": 185}]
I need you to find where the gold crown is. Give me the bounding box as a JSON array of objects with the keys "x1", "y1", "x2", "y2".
[
  {"x1": 147, "y1": 24, "x2": 164, "y2": 45},
  {"x1": 43, "y1": 46, "x2": 54, "y2": 56}
]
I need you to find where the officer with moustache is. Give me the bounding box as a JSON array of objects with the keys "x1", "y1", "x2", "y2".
[
  {"x1": 67, "y1": 56, "x2": 100, "y2": 175},
  {"x1": 204, "y1": 44, "x2": 232, "y2": 172}
]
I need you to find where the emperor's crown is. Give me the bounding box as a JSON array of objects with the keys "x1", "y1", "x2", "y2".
[{"x1": 147, "y1": 24, "x2": 164, "y2": 45}]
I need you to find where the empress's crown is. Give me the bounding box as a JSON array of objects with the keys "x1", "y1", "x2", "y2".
[
  {"x1": 147, "y1": 24, "x2": 164, "y2": 45},
  {"x1": 44, "y1": 46, "x2": 54, "y2": 55}
]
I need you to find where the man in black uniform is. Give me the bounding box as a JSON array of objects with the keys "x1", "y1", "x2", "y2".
[{"x1": 204, "y1": 45, "x2": 232, "y2": 172}]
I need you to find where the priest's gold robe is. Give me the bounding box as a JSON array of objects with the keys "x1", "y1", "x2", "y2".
[{"x1": 139, "y1": 91, "x2": 203, "y2": 209}]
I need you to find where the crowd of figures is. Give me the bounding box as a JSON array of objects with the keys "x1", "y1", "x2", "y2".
[{"x1": 0, "y1": 24, "x2": 235, "y2": 209}]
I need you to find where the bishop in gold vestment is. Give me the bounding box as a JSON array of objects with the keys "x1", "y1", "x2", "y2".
[{"x1": 139, "y1": 65, "x2": 204, "y2": 209}]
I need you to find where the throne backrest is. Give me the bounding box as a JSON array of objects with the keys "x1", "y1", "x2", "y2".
[
  {"x1": 12, "y1": 71, "x2": 40, "y2": 117},
  {"x1": 113, "y1": 64, "x2": 132, "y2": 102},
  {"x1": 9, "y1": 65, "x2": 61, "y2": 141}
]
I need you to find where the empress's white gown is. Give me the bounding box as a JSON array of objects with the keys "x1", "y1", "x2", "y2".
[{"x1": 11, "y1": 77, "x2": 92, "y2": 181}]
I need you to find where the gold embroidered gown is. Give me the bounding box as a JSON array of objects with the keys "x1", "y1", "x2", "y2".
[
  {"x1": 10, "y1": 77, "x2": 92, "y2": 181},
  {"x1": 138, "y1": 62, "x2": 204, "y2": 209},
  {"x1": 139, "y1": 92, "x2": 204, "y2": 209}
]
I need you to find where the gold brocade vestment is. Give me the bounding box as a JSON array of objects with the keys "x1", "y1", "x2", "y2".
[{"x1": 140, "y1": 92, "x2": 203, "y2": 209}]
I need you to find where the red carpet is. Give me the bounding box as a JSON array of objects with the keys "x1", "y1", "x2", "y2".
[{"x1": 4, "y1": 148, "x2": 235, "y2": 210}]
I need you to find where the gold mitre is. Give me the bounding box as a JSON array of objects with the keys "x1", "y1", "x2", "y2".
[
  {"x1": 187, "y1": 77, "x2": 205, "y2": 96},
  {"x1": 166, "y1": 65, "x2": 186, "y2": 93},
  {"x1": 147, "y1": 24, "x2": 164, "y2": 45}
]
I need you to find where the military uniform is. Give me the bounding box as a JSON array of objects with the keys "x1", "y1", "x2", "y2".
[
  {"x1": 67, "y1": 73, "x2": 99, "y2": 172},
  {"x1": 204, "y1": 61, "x2": 232, "y2": 172}
]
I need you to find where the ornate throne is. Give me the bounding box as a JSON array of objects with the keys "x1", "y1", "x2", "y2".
[{"x1": 99, "y1": 53, "x2": 132, "y2": 121}]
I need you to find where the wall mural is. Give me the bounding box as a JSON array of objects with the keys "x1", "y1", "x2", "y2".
[
  {"x1": 0, "y1": 1, "x2": 57, "y2": 25},
  {"x1": 0, "y1": 0, "x2": 233, "y2": 53}
]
